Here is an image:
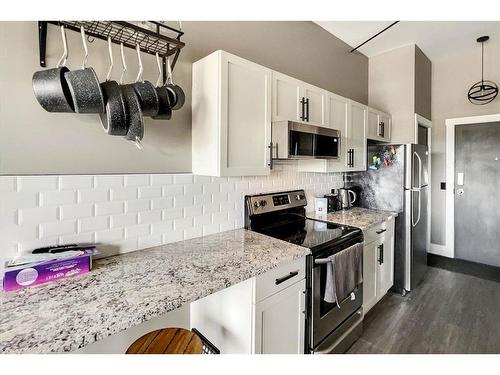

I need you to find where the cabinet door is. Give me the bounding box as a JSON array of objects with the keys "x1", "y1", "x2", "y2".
[
  {"x1": 367, "y1": 108, "x2": 380, "y2": 140},
  {"x1": 363, "y1": 242, "x2": 378, "y2": 313},
  {"x1": 272, "y1": 71, "x2": 303, "y2": 122},
  {"x1": 303, "y1": 84, "x2": 327, "y2": 126},
  {"x1": 326, "y1": 93, "x2": 349, "y2": 172},
  {"x1": 376, "y1": 218, "x2": 395, "y2": 298},
  {"x1": 254, "y1": 279, "x2": 306, "y2": 354},
  {"x1": 220, "y1": 52, "x2": 272, "y2": 176},
  {"x1": 348, "y1": 101, "x2": 367, "y2": 171}
]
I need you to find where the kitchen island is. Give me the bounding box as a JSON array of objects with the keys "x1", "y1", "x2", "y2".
[{"x1": 0, "y1": 229, "x2": 310, "y2": 353}]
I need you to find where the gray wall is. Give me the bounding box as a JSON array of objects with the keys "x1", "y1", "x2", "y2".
[
  {"x1": 431, "y1": 36, "x2": 500, "y2": 246},
  {"x1": 414, "y1": 45, "x2": 432, "y2": 120},
  {"x1": 0, "y1": 21, "x2": 368, "y2": 175},
  {"x1": 368, "y1": 44, "x2": 416, "y2": 144}
]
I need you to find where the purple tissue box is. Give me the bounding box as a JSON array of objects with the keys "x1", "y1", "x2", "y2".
[{"x1": 3, "y1": 250, "x2": 93, "y2": 292}]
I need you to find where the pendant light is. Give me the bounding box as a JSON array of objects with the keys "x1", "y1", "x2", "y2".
[{"x1": 468, "y1": 36, "x2": 498, "y2": 105}]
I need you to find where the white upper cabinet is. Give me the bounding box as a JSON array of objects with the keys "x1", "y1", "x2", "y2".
[
  {"x1": 272, "y1": 71, "x2": 303, "y2": 122},
  {"x1": 367, "y1": 107, "x2": 392, "y2": 142},
  {"x1": 272, "y1": 72, "x2": 328, "y2": 126},
  {"x1": 192, "y1": 50, "x2": 272, "y2": 177},
  {"x1": 347, "y1": 101, "x2": 367, "y2": 171},
  {"x1": 323, "y1": 93, "x2": 349, "y2": 172}
]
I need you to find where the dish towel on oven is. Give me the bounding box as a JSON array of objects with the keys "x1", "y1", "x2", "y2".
[{"x1": 324, "y1": 242, "x2": 363, "y2": 307}]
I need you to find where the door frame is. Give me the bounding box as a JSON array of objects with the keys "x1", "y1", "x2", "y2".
[{"x1": 445, "y1": 114, "x2": 500, "y2": 258}]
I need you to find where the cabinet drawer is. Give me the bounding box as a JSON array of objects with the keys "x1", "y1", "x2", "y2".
[
  {"x1": 255, "y1": 257, "x2": 306, "y2": 303},
  {"x1": 363, "y1": 221, "x2": 387, "y2": 245}
]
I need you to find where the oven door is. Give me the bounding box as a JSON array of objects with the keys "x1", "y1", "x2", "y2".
[{"x1": 310, "y1": 249, "x2": 363, "y2": 349}]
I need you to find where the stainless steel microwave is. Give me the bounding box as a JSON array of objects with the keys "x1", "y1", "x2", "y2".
[{"x1": 271, "y1": 121, "x2": 340, "y2": 159}]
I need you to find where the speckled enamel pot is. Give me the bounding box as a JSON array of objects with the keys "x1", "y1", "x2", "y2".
[
  {"x1": 152, "y1": 86, "x2": 172, "y2": 120},
  {"x1": 32, "y1": 67, "x2": 75, "y2": 113},
  {"x1": 99, "y1": 81, "x2": 128, "y2": 136},
  {"x1": 65, "y1": 67, "x2": 105, "y2": 113},
  {"x1": 121, "y1": 85, "x2": 144, "y2": 142},
  {"x1": 166, "y1": 83, "x2": 185, "y2": 110},
  {"x1": 130, "y1": 81, "x2": 159, "y2": 117}
]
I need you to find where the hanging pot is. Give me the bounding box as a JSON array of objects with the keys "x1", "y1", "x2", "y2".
[
  {"x1": 121, "y1": 85, "x2": 144, "y2": 148},
  {"x1": 164, "y1": 55, "x2": 185, "y2": 110},
  {"x1": 32, "y1": 25, "x2": 75, "y2": 113},
  {"x1": 128, "y1": 45, "x2": 159, "y2": 117},
  {"x1": 151, "y1": 52, "x2": 172, "y2": 120},
  {"x1": 99, "y1": 37, "x2": 128, "y2": 135},
  {"x1": 65, "y1": 26, "x2": 105, "y2": 113}
]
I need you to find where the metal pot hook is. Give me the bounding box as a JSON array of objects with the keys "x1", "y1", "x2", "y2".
[
  {"x1": 80, "y1": 25, "x2": 89, "y2": 69},
  {"x1": 105, "y1": 37, "x2": 114, "y2": 81},
  {"x1": 155, "y1": 52, "x2": 162, "y2": 87},
  {"x1": 119, "y1": 42, "x2": 127, "y2": 84},
  {"x1": 135, "y1": 44, "x2": 143, "y2": 83},
  {"x1": 56, "y1": 25, "x2": 68, "y2": 68}
]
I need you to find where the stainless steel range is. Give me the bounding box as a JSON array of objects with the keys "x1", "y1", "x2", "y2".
[{"x1": 245, "y1": 190, "x2": 364, "y2": 353}]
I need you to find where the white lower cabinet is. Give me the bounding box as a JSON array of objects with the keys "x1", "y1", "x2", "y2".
[
  {"x1": 362, "y1": 217, "x2": 395, "y2": 313},
  {"x1": 190, "y1": 257, "x2": 306, "y2": 354},
  {"x1": 254, "y1": 278, "x2": 306, "y2": 354}
]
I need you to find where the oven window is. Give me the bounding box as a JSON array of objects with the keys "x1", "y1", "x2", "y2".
[
  {"x1": 289, "y1": 130, "x2": 314, "y2": 157},
  {"x1": 315, "y1": 134, "x2": 339, "y2": 158}
]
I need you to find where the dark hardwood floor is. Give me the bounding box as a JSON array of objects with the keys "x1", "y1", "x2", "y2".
[{"x1": 348, "y1": 266, "x2": 500, "y2": 354}]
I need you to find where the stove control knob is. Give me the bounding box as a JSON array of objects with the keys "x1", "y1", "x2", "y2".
[
  {"x1": 260, "y1": 199, "x2": 267, "y2": 207},
  {"x1": 295, "y1": 194, "x2": 303, "y2": 200},
  {"x1": 253, "y1": 201, "x2": 261, "y2": 208}
]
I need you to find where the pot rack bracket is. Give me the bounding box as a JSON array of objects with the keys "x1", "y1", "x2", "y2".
[{"x1": 38, "y1": 21, "x2": 185, "y2": 84}]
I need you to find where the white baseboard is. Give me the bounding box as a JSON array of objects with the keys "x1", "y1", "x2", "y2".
[{"x1": 429, "y1": 243, "x2": 453, "y2": 258}]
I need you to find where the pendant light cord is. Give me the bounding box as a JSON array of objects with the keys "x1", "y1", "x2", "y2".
[{"x1": 481, "y1": 41, "x2": 484, "y2": 84}]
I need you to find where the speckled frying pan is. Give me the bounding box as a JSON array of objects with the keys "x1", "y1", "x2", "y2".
[
  {"x1": 164, "y1": 56, "x2": 185, "y2": 110},
  {"x1": 121, "y1": 85, "x2": 144, "y2": 148},
  {"x1": 32, "y1": 25, "x2": 75, "y2": 113},
  {"x1": 64, "y1": 26, "x2": 105, "y2": 114}
]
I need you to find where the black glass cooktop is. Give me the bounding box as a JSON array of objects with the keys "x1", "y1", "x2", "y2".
[{"x1": 254, "y1": 214, "x2": 361, "y2": 252}]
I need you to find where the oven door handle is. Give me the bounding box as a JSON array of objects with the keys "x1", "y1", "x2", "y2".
[
  {"x1": 314, "y1": 258, "x2": 332, "y2": 265},
  {"x1": 275, "y1": 271, "x2": 299, "y2": 285}
]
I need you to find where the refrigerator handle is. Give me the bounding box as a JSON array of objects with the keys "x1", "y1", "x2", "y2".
[
  {"x1": 411, "y1": 189, "x2": 421, "y2": 227},
  {"x1": 413, "y1": 151, "x2": 422, "y2": 188}
]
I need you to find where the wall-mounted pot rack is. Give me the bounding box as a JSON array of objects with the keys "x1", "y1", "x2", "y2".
[{"x1": 38, "y1": 21, "x2": 185, "y2": 84}]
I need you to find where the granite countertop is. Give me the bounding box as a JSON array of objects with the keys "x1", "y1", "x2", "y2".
[
  {"x1": 307, "y1": 207, "x2": 398, "y2": 231},
  {"x1": 0, "y1": 229, "x2": 310, "y2": 354}
]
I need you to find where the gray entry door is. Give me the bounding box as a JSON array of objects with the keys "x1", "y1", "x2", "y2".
[{"x1": 455, "y1": 122, "x2": 500, "y2": 267}]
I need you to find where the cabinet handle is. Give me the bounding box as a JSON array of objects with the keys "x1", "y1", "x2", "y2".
[
  {"x1": 300, "y1": 97, "x2": 306, "y2": 121},
  {"x1": 378, "y1": 244, "x2": 384, "y2": 265},
  {"x1": 378, "y1": 122, "x2": 385, "y2": 137},
  {"x1": 306, "y1": 98, "x2": 309, "y2": 122},
  {"x1": 275, "y1": 271, "x2": 299, "y2": 285},
  {"x1": 376, "y1": 229, "x2": 386, "y2": 234},
  {"x1": 268, "y1": 142, "x2": 273, "y2": 169},
  {"x1": 351, "y1": 148, "x2": 355, "y2": 167}
]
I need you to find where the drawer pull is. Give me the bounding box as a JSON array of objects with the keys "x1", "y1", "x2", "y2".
[
  {"x1": 376, "y1": 229, "x2": 386, "y2": 234},
  {"x1": 275, "y1": 271, "x2": 299, "y2": 285}
]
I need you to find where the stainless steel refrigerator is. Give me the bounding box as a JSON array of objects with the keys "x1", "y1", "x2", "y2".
[{"x1": 351, "y1": 144, "x2": 429, "y2": 294}]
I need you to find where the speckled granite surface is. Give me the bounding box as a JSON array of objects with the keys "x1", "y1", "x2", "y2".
[
  {"x1": 307, "y1": 207, "x2": 398, "y2": 231},
  {"x1": 0, "y1": 229, "x2": 309, "y2": 354}
]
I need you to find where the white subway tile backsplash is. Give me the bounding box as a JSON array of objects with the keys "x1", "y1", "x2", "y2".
[
  {"x1": 1, "y1": 165, "x2": 343, "y2": 264},
  {"x1": 60, "y1": 203, "x2": 94, "y2": 220},
  {"x1": 95, "y1": 201, "x2": 124, "y2": 216},
  {"x1": 138, "y1": 186, "x2": 162, "y2": 199},
  {"x1": 124, "y1": 174, "x2": 150, "y2": 187},
  {"x1": 138, "y1": 210, "x2": 162, "y2": 225},
  {"x1": 60, "y1": 175, "x2": 93, "y2": 190},
  {"x1": 41, "y1": 190, "x2": 77, "y2": 207},
  {"x1": 110, "y1": 213, "x2": 138, "y2": 228},
  {"x1": 95, "y1": 175, "x2": 124, "y2": 189},
  {"x1": 79, "y1": 216, "x2": 109, "y2": 233},
  {"x1": 78, "y1": 189, "x2": 109, "y2": 203},
  {"x1": 18, "y1": 176, "x2": 58, "y2": 192},
  {"x1": 125, "y1": 199, "x2": 150, "y2": 213},
  {"x1": 111, "y1": 187, "x2": 138, "y2": 201},
  {"x1": 124, "y1": 224, "x2": 150, "y2": 239},
  {"x1": 40, "y1": 220, "x2": 77, "y2": 239}
]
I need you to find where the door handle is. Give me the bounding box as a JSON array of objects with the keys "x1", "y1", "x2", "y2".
[
  {"x1": 411, "y1": 189, "x2": 421, "y2": 227},
  {"x1": 351, "y1": 148, "x2": 355, "y2": 167},
  {"x1": 300, "y1": 97, "x2": 306, "y2": 121},
  {"x1": 376, "y1": 229, "x2": 386, "y2": 234},
  {"x1": 378, "y1": 244, "x2": 384, "y2": 265},
  {"x1": 275, "y1": 271, "x2": 299, "y2": 285},
  {"x1": 413, "y1": 151, "x2": 422, "y2": 188},
  {"x1": 268, "y1": 142, "x2": 273, "y2": 169},
  {"x1": 306, "y1": 98, "x2": 309, "y2": 122},
  {"x1": 379, "y1": 122, "x2": 385, "y2": 137}
]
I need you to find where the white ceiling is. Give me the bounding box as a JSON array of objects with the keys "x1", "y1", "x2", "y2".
[{"x1": 315, "y1": 21, "x2": 500, "y2": 61}]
